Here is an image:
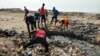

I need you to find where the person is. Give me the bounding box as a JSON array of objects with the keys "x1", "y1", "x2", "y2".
[
  {"x1": 39, "y1": 3, "x2": 48, "y2": 28},
  {"x1": 17, "y1": 28, "x2": 49, "y2": 53},
  {"x1": 24, "y1": 6, "x2": 36, "y2": 38},
  {"x1": 34, "y1": 11, "x2": 40, "y2": 28},
  {"x1": 24, "y1": 6, "x2": 29, "y2": 20},
  {"x1": 60, "y1": 17, "x2": 71, "y2": 30},
  {"x1": 26, "y1": 16, "x2": 36, "y2": 31},
  {"x1": 50, "y1": 7, "x2": 59, "y2": 26}
]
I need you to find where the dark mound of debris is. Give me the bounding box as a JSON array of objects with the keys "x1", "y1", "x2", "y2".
[
  {"x1": 11, "y1": 37, "x2": 87, "y2": 56},
  {"x1": 69, "y1": 21, "x2": 100, "y2": 45},
  {"x1": 0, "y1": 37, "x2": 87, "y2": 56},
  {"x1": 0, "y1": 35, "x2": 100, "y2": 56},
  {"x1": 0, "y1": 28, "x2": 18, "y2": 37},
  {"x1": 0, "y1": 22, "x2": 99, "y2": 46}
]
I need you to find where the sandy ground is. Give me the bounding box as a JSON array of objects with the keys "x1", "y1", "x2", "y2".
[
  {"x1": 0, "y1": 12, "x2": 26, "y2": 33},
  {"x1": 0, "y1": 12, "x2": 61, "y2": 32},
  {"x1": 0, "y1": 11, "x2": 100, "y2": 56}
]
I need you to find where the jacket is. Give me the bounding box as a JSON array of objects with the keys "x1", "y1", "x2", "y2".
[{"x1": 35, "y1": 29, "x2": 46, "y2": 38}]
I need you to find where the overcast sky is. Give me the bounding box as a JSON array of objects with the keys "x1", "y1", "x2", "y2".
[{"x1": 0, "y1": 0, "x2": 100, "y2": 13}]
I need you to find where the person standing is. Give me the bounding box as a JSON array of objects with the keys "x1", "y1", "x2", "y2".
[
  {"x1": 50, "y1": 7, "x2": 59, "y2": 26},
  {"x1": 34, "y1": 11, "x2": 40, "y2": 28},
  {"x1": 39, "y1": 3, "x2": 48, "y2": 28}
]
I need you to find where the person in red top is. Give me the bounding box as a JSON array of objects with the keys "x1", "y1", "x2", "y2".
[
  {"x1": 17, "y1": 28, "x2": 49, "y2": 53},
  {"x1": 39, "y1": 3, "x2": 48, "y2": 27},
  {"x1": 60, "y1": 17, "x2": 71, "y2": 30}
]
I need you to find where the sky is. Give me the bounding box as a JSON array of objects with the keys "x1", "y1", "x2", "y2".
[{"x1": 0, "y1": 0, "x2": 100, "y2": 13}]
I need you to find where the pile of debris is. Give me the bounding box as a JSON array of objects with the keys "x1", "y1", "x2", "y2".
[
  {"x1": 49, "y1": 40, "x2": 87, "y2": 56},
  {"x1": 0, "y1": 28, "x2": 18, "y2": 37},
  {"x1": 0, "y1": 21, "x2": 99, "y2": 46},
  {"x1": 0, "y1": 28, "x2": 100, "y2": 56},
  {"x1": 69, "y1": 21, "x2": 100, "y2": 45},
  {"x1": 0, "y1": 20, "x2": 99, "y2": 56},
  {"x1": 12, "y1": 37, "x2": 87, "y2": 56},
  {"x1": 0, "y1": 37, "x2": 88, "y2": 56}
]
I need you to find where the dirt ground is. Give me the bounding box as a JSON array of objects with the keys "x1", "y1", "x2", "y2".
[
  {"x1": 0, "y1": 11, "x2": 100, "y2": 39},
  {"x1": 0, "y1": 11, "x2": 100, "y2": 31},
  {"x1": 0, "y1": 11, "x2": 100, "y2": 56}
]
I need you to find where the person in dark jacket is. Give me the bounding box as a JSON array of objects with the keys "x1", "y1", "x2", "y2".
[
  {"x1": 26, "y1": 16, "x2": 36, "y2": 31},
  {"x1": 34, "y1": 11, "x2": 40, "y2": 28},
  {"x1": 50, "y1": 7, "x2": 59, "y2": 26},
  {"x1": 24, "y1": 7, "x2": 36, "y2": 38},
  {"x1": 17, "y1": 28, "x2": 49, "y2": 53}
]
